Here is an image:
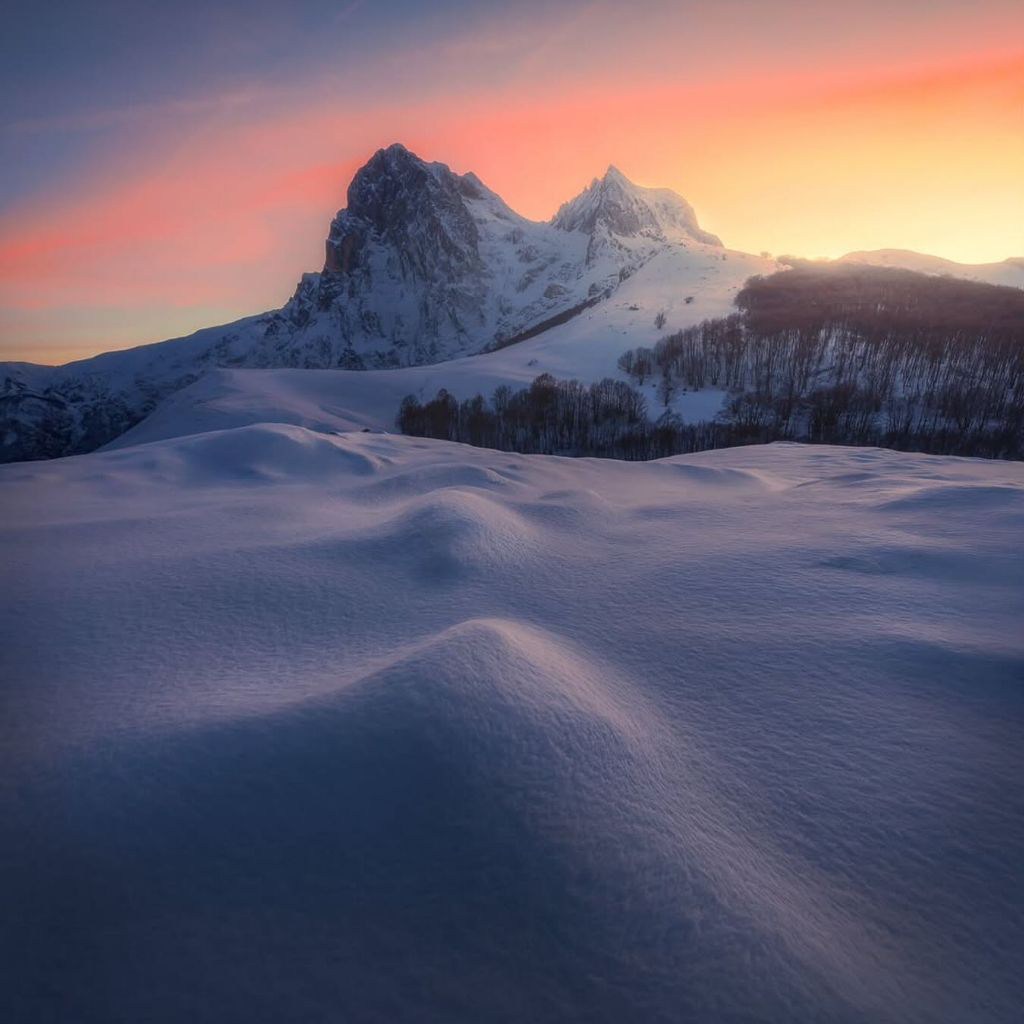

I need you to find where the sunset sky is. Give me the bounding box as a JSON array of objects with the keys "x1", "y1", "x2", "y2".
[{"x1": 2, "y1": 0, "x2": 1022, "y2": 364}]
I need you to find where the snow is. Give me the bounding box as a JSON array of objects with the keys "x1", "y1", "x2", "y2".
[
  {"x1": 552, "y1": 165, "x2": 722, "y2": 250},
  {"x1": 836, "y1": 249, "x2": 1024, "y2": 289},
  {"x1": 3, "y1": 426, "x2": 1023, "y2": 1022},
  {"x1": 664, "y1": 385, "x2": 729, "y2": 422},
  {"x1": 6, "y1": 142, "x2": 1019, "y2": 465},
  {"x1": 105, "y1": 243, "x2": 769, "y2": 449},
  {"x1": 0, "y1": 149, "x2": 771, "y2": 462}
]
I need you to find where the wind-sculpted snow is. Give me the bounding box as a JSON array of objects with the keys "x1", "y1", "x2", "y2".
[{"x1": 2, "y1": 430, "x2": 1023, "y2": 1022}]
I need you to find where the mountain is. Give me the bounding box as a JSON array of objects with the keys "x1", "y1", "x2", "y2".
[
  {"x1": 278, "y1": 147, "x2": 720, "y2": 364},
  {"x1": 1, "y1": 144, "x2": 735, "y2": 463},
  {"x1": 100, "y1": 241, "x2": 776, "y2": 452},
  {"x1": 4, "y1": 145, "x2": 1020, "y2": 465},
  {"x1": 552, "y1": 164, "x2": 722, "y2": 262},
  {"x1": 835, "y1": 249, "x2": 1024, "y2": 289}
]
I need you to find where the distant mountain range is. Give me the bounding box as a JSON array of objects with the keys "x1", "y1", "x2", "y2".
[
  {"x1": 835, "y1": 249, "x2": 1024, "y2": 289},
  {"x1": 2, "y1": 143, "x2": 1021, "y2": 463}
]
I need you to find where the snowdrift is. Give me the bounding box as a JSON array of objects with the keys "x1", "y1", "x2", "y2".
[{"x1": 2, "y1": 428, "x2": 1023, "y2": 1022}]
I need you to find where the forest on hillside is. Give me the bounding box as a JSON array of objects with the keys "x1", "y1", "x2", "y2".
[{"x1": 398, "y1": 265, "x2": 1024, "y2": 460}]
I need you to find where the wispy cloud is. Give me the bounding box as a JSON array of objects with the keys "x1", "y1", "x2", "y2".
[{"x1": 4, "y1": 87, "x2": 265, "y2": 136}]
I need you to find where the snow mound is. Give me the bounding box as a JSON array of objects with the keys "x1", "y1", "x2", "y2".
[
  {"x1": 3, "y1": 432, "x2": 1023, "y2": 1022},
  {"x1": 326, "y1": 488, "x2": 538, "y2": 581},
  {"x1": 115, "y1": 422, "x2": 388, "y2": 484},
  {"x1": 880, "y1": 481, "x2": 1024, "y2": 514},
  {"x1": 662, "y1": 460, "x2": 785, "y2": 491}
]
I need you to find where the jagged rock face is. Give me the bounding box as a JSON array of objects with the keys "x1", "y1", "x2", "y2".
[
  {"x1": 325, "y1": 145, "x2": 484, "y2": 280},
  {"x1": 1, "y1": 145, "x2": 730, "y2": 462},
  {"x1": 308, "y1": 144, "x2": 493, "y2": 360},
  {"x1": 1, "y1": 373, "x2": 147, "y2": 460},
  {"x1": 279, "y1": 149, "x2": 724, "y2": 363}
]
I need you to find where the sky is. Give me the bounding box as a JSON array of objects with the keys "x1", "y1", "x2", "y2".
[{"x1": 2, "y1": 0, "x2": 1022, "y2": 364}]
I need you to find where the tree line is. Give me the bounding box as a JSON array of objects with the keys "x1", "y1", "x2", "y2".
[
  {"x1": 615, "y1": 265, "x2": 1024, "y2": 459},
  {"x1": 398, "y1": 266, "x2": 1024, "y2": 460},
  {"x1": 396, "y1": 375, "x2": 749, "y2": 459}
]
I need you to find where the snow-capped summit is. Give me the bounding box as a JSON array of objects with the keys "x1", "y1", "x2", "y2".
[
  {"x1": 275, "y1": 147, "x2": 726, "y2": 366},
  {"x1": 277, "y1": 144, "x2": 601, "y2": 366},
  {"x1": 552, "y1": 165, "x2": 722, "y2": 262},
  {"x1": 307, "y1": 143, "x2": 495, "y2": 360}
]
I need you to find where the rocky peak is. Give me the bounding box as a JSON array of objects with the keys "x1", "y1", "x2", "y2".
[
  {"x1": 551, "y1": 165, "x2": 722, "y2": 250},
  {"x1": 324, "y1": 144, "x2": 484, "y2": 280}
]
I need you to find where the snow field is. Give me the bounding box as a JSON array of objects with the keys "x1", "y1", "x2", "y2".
[{"x1": 3, "y1": 427, "x2": 1023, "y2": 1021}]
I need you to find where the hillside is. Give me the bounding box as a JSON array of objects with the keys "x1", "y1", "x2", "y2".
[
  {"x1": 108, "y1": 263, "x2": 1024, "y2": 462},
  {"x1": 601, "y1": 265, "x2": 1024, "y2": 459},
  {"x1": 836, "y1": 249, "x2": 1024, "y2": 289},
  {"x1": 102, "y1": 241, "x2": 764, "y2": 450}
]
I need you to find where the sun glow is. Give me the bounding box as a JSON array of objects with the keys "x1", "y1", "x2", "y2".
[{"x1": 2, "y1": 2, "x2": 1021, "y2": 364}]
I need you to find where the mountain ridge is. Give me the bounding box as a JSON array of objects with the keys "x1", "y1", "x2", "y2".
[
  {"x1": 2, "y1": 144, "x2": 1021, "y2": 464},
  {"x1": 835, "y1": 248, "x2": 1024, "y2": 288},
  {"x1": 0, "y1": 144, "x2": 736, "y2": 462}
]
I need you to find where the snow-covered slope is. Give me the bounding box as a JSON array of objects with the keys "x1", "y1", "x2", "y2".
[
  {"x1": 107, "y1": 242, "x2": 767, "y2": 448},
  {"x1": 1, "y1": 145, "x2": 737, "y2": 462},
  {"x1": 3, "y1": 429, "x2": 1022, "y2": 1022},
  {"x1": 837, "y1": 249, "x2": 1024, "y2": 288}
]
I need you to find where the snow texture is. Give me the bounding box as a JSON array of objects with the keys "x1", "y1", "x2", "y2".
[{"x1": 3, "y1": 426, "x2": 1023, "y2": 1022}]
